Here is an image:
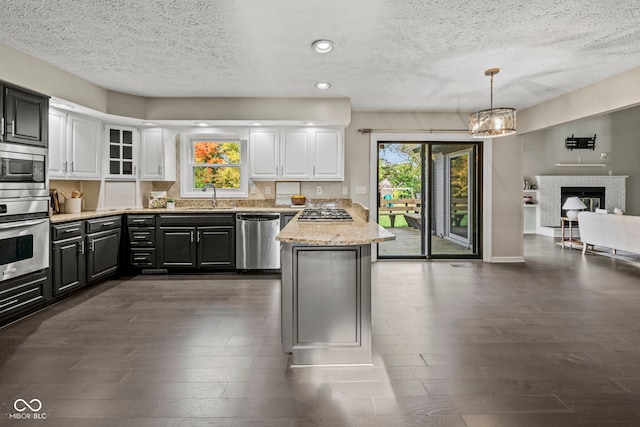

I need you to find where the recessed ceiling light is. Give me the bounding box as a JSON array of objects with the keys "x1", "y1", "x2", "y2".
[
  {"x1": 194, "y1": 122, "x2": 210, "y2": 127},
  {"x1": 142, "y1": 121, "x2": 156, "y2": 126},
  {"x1": 311, "y1": 39, "x2": 334, "y2": 54},
  {"x1": 314, "y1": 82, "x2": 331, "y2": 90}
]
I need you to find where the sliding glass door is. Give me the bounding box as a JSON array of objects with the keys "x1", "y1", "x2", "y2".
[{"x1": 377, "y1": 141, "x2": 481, "y2": 259}]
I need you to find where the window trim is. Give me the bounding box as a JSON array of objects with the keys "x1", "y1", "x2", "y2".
[{"x1": 180, "y1": 132, "x2": 248, "y2": 198}]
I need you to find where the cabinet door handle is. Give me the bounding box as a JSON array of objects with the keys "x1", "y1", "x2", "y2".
[
  {"x1": 197, "y1": 231, "x2": 200, "y2": 243},
  {"x1": 79, "y1": 240, "x2": 85, "y2": 255},
  {"x1": 134, "y1": 165, "x2": 137, "y2": 175},
  {"x1": 159, "y1": 165, "x2": 163, "y2": 175},
  {"x1": 90, "y1": 240, "x2": 95, "y2": 252},
  {"x1": 63, "y1": 161, "x2": 68, "y2": 173},
  {"x1": 190, "y1": 231, "x2": 194, "y2": 243},
  {"x1": 1, "y1": 117, "x2": 4, "y2": 139},
  {"x1": 64, "y1": 228, "x2": 80, "y2": 233},
  {"x1": 70, "y1": 161, "x2": 74, "y2": 172},
  {"x1": 11, "y1": 120, "x2": 15, "y2": 137}
]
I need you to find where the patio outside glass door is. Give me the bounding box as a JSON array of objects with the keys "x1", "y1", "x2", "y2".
[{"x1": 377, "y1": 141, "x2": 481, "y2": 259}]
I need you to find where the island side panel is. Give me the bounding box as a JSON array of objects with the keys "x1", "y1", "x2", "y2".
[{"x1": 281, "y1": 242, "x2": 372, "y2": 365}]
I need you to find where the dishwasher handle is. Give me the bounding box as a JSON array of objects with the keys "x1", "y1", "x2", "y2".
[{"x1": 236, "y1": 213, "x2": 280, "y2": 222}]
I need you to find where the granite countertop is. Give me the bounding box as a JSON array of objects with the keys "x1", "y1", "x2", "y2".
[
  {"x1": 276, "y1": 206, "x2": 395, "y2": 246},
  {"x1": 50, "y1": 206, "x2": 306, "y2": 223},
  {"x1": 50, "y1": 204, "x2": 397, "y2": 246}
]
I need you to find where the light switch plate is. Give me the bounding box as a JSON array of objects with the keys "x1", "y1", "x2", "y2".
[
  {"x1": 265, "y1": 186, "x2": 271, "y2": 195},
  {"x1": 355, "y1": 186, "x2": 367, "y2": 195},
  {"x1": 342, "y1": 187, "x2": 348, "y2": 195}
]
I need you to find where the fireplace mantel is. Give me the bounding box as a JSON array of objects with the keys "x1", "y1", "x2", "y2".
[{"x1": 535, "y1": 175, "x2": 627, "y2": 227}]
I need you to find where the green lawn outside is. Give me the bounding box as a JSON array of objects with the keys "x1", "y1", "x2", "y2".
[{"x1": 378, "y1": 215, "x2": 408, "y2": 228}]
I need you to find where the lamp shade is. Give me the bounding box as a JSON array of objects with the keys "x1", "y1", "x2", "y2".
[
  {"x1": 469, "y1": 108, "x2": 517, "y2": 138},
  {"x1": 469, "y1": 68, "x2": 517, "y2": 138},
  {"x1": 562, "y1": 196, "x2": 587, "y2": 210}
]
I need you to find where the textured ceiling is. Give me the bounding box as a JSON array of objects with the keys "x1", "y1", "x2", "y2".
[{"x1": 2, "y1": 0, "x2": 640, "y2": 112}]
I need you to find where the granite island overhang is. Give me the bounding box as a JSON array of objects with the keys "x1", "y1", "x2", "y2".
[{"x1": 276, "y1": 205, "x2": 395, "y2": 366}]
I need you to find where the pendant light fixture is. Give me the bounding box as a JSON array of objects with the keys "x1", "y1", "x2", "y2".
[{"x1": 469, "y1": 68, "x2": 516, "y2": 138}]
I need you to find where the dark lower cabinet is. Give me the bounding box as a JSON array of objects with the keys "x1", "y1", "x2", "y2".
[
  {"x1": 159, "y1": 227, "x2": 196, "y2": 267},
  {"x1": 86, "y1": 228, "x2": 121, "y2": 283},
  {"x1": 157, "y1": 214, "x2": 235, "y2": 270},
  {"x1": 0, "y1": 270, "x2": 50, "y2": 325},
  {"x1": 51, "y1": 221, "x2": 85, "y2": 297},
  {"x1": 52, "y1": 235, "x2": 85, "y2": 296},
  {"x1": 51, "y1": 216, "x2": 121, "y2": 298},
  {"x1": 198, "y1": 226, "x2": 235, "y2": 268},
  {"x1": 127, "y1": 215, "x2": 156, "y2": 269}
]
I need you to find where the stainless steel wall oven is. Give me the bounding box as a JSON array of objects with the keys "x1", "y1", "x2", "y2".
[
  {"x1": 0, "y1": 141, "x2": 49, "y2": 282},
  {"x1": 0, "y1": 198, "x2": 49, "y2": 282}
]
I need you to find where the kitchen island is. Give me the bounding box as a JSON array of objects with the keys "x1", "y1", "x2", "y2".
[{"x1": 276, "y1": 204, "x2": 394, "y2": 365}]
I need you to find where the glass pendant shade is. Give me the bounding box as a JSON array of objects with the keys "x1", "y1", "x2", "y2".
[
  {"x1": 469, "y1": 107, "x2": 517, "y2": 138},
  {"x1": 469, "y1": 68, "x2": 517, "y2": 138}
]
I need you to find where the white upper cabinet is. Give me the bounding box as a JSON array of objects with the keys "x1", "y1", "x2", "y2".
[
  {"x1": 281, "y1": 130, "x2": 312, "y2": 179},
  {"x1": 312, "y1": 129, "x2": 344, "y2": 180},
  {"x1": 48, "y1": 108, "x2": 67, "y2": 178},
  {"x1": 249, "y1": 129, "x2": 279, "y2": 179},
  {"x1": 249, "y1": 127, "x2": 343, "y2": 181},
  {"x1": 49, "y1": 110, "x2": 101, "y2": 179},
  {"x1": 139, "y1": 128, "x2": 176, "y2": 181},
  {"x1": 104, "y1": 125, "x2": 138, "y2": 179}
]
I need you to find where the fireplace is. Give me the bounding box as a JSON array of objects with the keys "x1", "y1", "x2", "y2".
[
  {"x1": 536, "y1": 176, "x2": 626, "y2": 229},
  {"x1": 560, "y1": 186, "x2": 605, "y2": 218}
]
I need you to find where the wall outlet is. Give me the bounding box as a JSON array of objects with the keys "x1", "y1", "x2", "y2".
[
  {"x1": 355, "y1": 186, "x2": 367, "y2": 195},
  {"x1": 250, "y1": 185, "x2": 256, "y2": 194},
  {"x1": 265, "y1": 186, "x2": 271, "y2": 195},
  {"x1": 342, "y1": 186, "x2": 348, "y2": 195},
  {"x1": 316, "y1": 186, "x2": 322, "y2": 194}
]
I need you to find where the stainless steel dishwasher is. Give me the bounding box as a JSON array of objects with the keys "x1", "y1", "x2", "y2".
[{"x1": 235, "y1": 213, "x2": 281, "y2": 270}]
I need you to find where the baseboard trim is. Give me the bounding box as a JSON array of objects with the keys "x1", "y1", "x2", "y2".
[{"x1": 487, "y1": 256, "x2": 526, "y2": 263}]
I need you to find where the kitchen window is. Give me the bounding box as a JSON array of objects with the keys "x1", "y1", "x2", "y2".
[{"x1": 180, "y1": 133, "x2": 248, "y2": 198}]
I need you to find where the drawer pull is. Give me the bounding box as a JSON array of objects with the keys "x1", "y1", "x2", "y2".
[
  {"x1": 133, "y1": 236, "x2": 147, "y2": 239},
  {"x1": 132, "y1": 219, "x2": 146, "y2": 223},
  {"x1": 101, "y1": 222, "x2": 115, "y2": 226},
  {"x1": 64, "y1": 228, "x2": 80, "y2": 233},
  {"x1": 3, "y1": 268, "x2": 17, "y2": 275},
  {"x1": 0, "y1": 298, "x2": 19, "y2": 309},
  {"x1": 133, "y1": 257, "x2": 148, "y2": 261}
]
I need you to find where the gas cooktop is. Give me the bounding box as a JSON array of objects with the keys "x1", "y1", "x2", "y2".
[{"x1": 297, "y1": 208, "x2": 353, "y2": 222}]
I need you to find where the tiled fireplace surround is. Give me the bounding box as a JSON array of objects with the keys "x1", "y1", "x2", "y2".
[{"x1": 536, "y1": 175, "x2": 627, "y2": 227}]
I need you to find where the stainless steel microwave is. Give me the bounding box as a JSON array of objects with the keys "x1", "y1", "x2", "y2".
[{"x1": 0, "y1": 149, "x2": 46, "y2": 193}]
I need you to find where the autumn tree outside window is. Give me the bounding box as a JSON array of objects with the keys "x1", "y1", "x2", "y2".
[{"x1": 180, "y1": 133, "x2": 248, "y2": 198}]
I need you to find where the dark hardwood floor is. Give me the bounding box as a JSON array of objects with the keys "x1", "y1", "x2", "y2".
[{"x1": 2, "y1": 235, "x2": 640, "y2": 426}]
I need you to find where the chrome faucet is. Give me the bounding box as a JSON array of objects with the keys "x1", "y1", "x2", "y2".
[{"x1": 202, "y1": 182, "x2": 218, "y2": 207}]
